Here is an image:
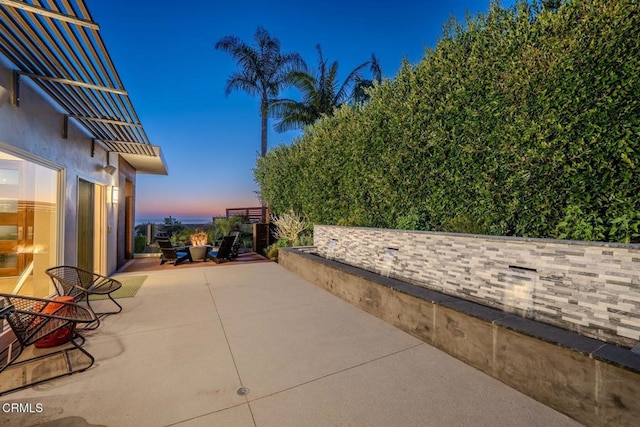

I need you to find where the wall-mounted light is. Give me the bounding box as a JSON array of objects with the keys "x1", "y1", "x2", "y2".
[
  {"x1": 103, "y1": 151, "x2": 117, "y2": 175},
  {"x1": 103, "y1": 164, "x2": 117, "y2": 175},
  {"x1": 111, "y1": 186, "x2": 119, "y2": 204},
  {"x1": 0, "y1": 84, "x2": 9, "y2": 109}
]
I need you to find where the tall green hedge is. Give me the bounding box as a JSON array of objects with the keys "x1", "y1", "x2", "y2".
[{"x1": 254, "y1": 0, "x2": 640, "y2": 242}]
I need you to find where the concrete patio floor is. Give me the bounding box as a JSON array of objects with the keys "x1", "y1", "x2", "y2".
[{"x1": 1, "y1": 262, "x2": 583, "y2": 427}]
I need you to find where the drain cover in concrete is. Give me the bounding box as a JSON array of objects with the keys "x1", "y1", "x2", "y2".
[{"x1": 237, "y1": 387, "x2": 250, "y2": 396}]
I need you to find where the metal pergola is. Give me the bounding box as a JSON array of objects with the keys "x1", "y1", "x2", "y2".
[{"x1": 0, "y1": 0, "x2": 163, "y2": 164}]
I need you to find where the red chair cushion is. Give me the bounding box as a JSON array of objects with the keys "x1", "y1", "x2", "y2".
[{"x1": 34, "y1": 296, "x2": 75, "y2": 348}]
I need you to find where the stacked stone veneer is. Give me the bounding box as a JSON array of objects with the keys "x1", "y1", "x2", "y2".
[{"x1": 314, "y1": 225, "x2": 640, "y2": 348}]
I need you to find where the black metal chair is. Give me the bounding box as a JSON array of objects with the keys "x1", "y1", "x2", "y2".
[
  {"x1": 208, "y1": 235, "x2": 235, "y2": 263},
  {"x1": 45, "y1": 266, "x2": 123, "y2": 330},
  {"x1": 0, "y1": 293, "x2": 96, "y2": 395},
  {"x1": 156, "y1": 237, "x2": 191, "y2": 266}
]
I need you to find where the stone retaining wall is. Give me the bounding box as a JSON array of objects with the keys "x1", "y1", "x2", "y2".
[
  {"x1": 279, "y1": 248, "x2": 640, "y2": 427},
  {"x1": 314, "y1": 225, "x2": 640, "y2": 348}
]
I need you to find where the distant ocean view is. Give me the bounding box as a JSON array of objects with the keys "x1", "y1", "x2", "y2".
[{"x1": 135, "y1": 217, "x2": 217, "y2": 226}]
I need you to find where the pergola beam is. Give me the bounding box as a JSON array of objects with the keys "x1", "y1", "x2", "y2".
[
  {"x1": 66, "y1": 115, "x2": 142, "y2": 127},
  {"x1": 99, "y1": 139, "x2": 156, "y2": 156},
  {"x1": 64, "y1": 114, "x2": 143, "y2": 139},
  {"x1": 0, "y1": 0, "x2": 99, "y2": 30},
  {"x1": 16, "y1": 71, "x2": 127, "y2": 95},
  {"x1": 0, "y1": 0, "x2": 159, "y2": 160}
]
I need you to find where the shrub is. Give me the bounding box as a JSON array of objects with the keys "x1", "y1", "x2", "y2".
[
  {"x1": 134, "y1": 235, "x2": 147, "y2": 253},
  {"x1": 270, "y1": 210, "x2": 310, "y2": 245},
  {"x1": 264, "y1": 238, "x2": 289, "y2": 261},
  {"x1": 254, "y1": 0, "x2": 640, "y2": 243}
]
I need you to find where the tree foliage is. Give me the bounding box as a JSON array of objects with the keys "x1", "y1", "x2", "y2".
[
  {"x1": 268, "y1": 45, "x2": 372, "y2": 132},
  {"x1": 254, "y1": 0, "x2": 640, "y2": 243},
  {"x1": 352, "y1": 54, "x2": 382, "y2": 105},
  {"x1": 215, "y1": 27, "x2": 305, "y2": 156}
]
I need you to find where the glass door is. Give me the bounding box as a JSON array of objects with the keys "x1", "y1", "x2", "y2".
[
  {"x1": 0, "y1": 166, "x2": 21, "y2": 277},
  {"x1": 0, "y1": 150, "x2": 59, "y2": 297}
]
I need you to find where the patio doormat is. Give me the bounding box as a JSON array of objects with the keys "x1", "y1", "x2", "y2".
[{"x1": 89, "y1": 275, "x2": 147, "y2": 300}]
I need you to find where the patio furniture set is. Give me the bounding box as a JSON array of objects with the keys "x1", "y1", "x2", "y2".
[
  {"x1": 0, "y1": 266, "x2": 123, "y2": 396},
  {"x1": 0, "y1": 231, "x2": 246, "y2": 395},
  {"x1": 157, "y1": 232, "x2": 240, "y2": 266}
]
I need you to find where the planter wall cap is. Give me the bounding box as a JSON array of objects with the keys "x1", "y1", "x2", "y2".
[
  {"x1": 439, "y1": 299, "x2": 508, "y2": 323},
  {"x1": 495, "y1": 315, "x2": 605, "y2": 355},
  {"x1": 592, "y1": 344, "x2": 640, "y2": 373}
]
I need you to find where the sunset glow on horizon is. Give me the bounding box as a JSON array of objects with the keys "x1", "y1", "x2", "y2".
[
  {"x1": 135, "y1": 194, "x2": 259, "y2": 221},
  {"x1": 87, "y1": 0, "x2": 515, "y2": 220}
]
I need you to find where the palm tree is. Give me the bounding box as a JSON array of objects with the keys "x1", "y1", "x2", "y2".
[
  {"x1": 352, "y1": 54, "x2": 382, "y2": 105},
  {"x1": 215, "y1": 27, "x2": 305, "y2": 156},
  {"x1": 269, "y1": 45, "x2": 371, "y2": 133}
]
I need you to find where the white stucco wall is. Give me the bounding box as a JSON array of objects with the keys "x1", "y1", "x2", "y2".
[{"x1": 0, "y1": 64, "x2": 120, "y2": 275}]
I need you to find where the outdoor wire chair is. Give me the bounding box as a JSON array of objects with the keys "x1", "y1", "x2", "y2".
[
  {"x1": 0, "y1": 293, "x2": 96, "y2": 395},
  {"x1": 45, "y1": 266, "x2": 123, "y2": 330}
]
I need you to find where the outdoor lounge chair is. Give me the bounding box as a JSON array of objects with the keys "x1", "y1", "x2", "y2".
[
  {"x1": 208, "y1": 235, "x2": 235, "y2": 263},
  {"x1": 0, "y1": 293, "x2": 96, "y2": 395},
  {"x1": 214, "y1": 231, "x2": 242, "y2": 258},
  {"x1": 156, "y1": 236, "x2": 191, "y2": 266},
  {"x1": 45, "y1": 266, "x2": 123, "y2": 330},
  {"x1": 229, "y1": 230, "x2": 242, "y2": 258}
]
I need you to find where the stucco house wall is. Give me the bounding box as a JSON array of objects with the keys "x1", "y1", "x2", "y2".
[{"x1": 0, "y1": 63, "x2": 124, "y2": 275}]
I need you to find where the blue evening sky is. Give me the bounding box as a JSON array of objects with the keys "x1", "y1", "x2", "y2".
[{"x1": 86, "y1": 0, "x2": 516, "y2": 223}]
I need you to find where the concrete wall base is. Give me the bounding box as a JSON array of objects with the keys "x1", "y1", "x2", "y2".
[{"x1": 279, "y1": 248, "x2": 640, "y2": 427}]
